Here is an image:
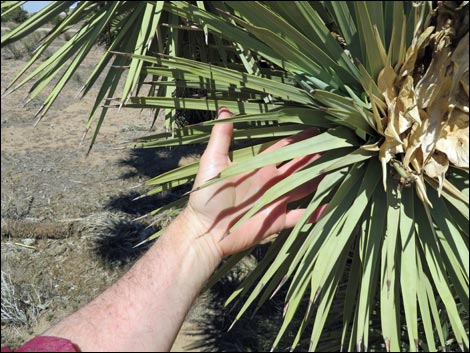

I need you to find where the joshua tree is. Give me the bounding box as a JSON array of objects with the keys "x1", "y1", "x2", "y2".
[{"x1": 2, "y1": 1, "x2": 468, "y2": 351}]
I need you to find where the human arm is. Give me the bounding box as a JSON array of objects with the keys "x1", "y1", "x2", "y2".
[
  {"x1": 43, "y1": 209, "x2": 222, "y2": 352},
  {"x1": 42, "y1": 108, "x2": 324, "y2": 351}
]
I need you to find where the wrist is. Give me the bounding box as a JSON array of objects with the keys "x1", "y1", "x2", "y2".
[{"x1": 157, "y1": 208, "x2": 223, "y2": 280}]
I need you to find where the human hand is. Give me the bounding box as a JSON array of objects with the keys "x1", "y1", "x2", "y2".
[
  {"x1": 40, "y1": 109, "x2": 327, "y2": 353},
  {"x1": 181, "y1": 108, "x2": 324, "y2": 259}
]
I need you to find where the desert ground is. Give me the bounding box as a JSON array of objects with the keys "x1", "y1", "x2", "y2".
[
  {"x1": 0, "y1": 29, "x2": 207, "y2": 350},
  {"x1": 1, "y1": 30, "x2": 296, "y2": 352}
]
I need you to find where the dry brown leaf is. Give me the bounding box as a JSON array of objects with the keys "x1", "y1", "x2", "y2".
[
  {"x1": 385, "y1": 99, "x2": 405, "y2": 144},
  {"x1": 415, "y1": 174, "x2": 433, "y2": 208},
  {"x1": 361, "y1": 140, "x2": 381, "y2": 152},
  {"x1": 403, "y1": 109, "x2": 429, "y2": 169},
  {"x1": 461, "y1": 70, "x2": 469, "y2": 97},
  {"x1": 423, "y1": 151, "x2": 450, "y2": 195},
  {"x1": 370, "y1": 6, "x2": 468, "y2": 200},
  {"x1": 379, "y1": 138, "x2": 404, "y2": 190},
  {"x1": 435, "y1": 108, "x2": 469, "y2": 168},
  {"x1": 449, "y1": 33, "x2": 469, "y2": 112},
  {"x1": 377, "y1": 65, "x2": 397, "y2": 104},
  {"x1": 371, "y1": 99, "x2": 384, "y2": 135},
  {"x1": 397, "y1": 76, "x2": 420, "y2": 126},
  {"x1": 415, "y1": 28, "x2": 454, "y2": 167},
  {"x1": 415, "y1": 35, "x2": 453, "y2": 109},
  {"x1": 399, "y1": 26, "x2": 434, "y2": 78}
]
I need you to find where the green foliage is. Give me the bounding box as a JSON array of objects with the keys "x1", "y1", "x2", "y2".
[
  {"x1": 1, "y1": 1, "x2": 468, "y2": 351},
  {"x1": 1, "y1": 5, "x2": 28, "y2": 23}
]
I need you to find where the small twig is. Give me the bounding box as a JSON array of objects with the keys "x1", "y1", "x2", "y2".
[{"x1": 13, "y1": 242, "x2": 36, "y2": 250}]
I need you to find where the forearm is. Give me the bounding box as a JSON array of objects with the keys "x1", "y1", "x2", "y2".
[{"x1": 45, "y1": 210, "x2": 222, "y2": 352}]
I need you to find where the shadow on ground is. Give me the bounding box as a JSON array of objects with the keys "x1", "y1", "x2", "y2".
[
  {"x1": 185, "y1": 248, "x2": 312, "y2": 352},
  {"x1": 118, "y1": 146, "x2": 204, "y2": 180},
  {"x1": 105, "y1": 189, "x2": 187, "y2": 216},
  {"x1": 93, "y1": 218, "x2": 154, "y2": 267},
  {"x1": 106, "y1": 146, "x2": 203, "y2": 216},
  {"x1": 94, "y1": 145, "x2": 201, "y2": 267}
]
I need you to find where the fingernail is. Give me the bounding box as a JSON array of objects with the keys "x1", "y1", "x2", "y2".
[{"x1": 217, "y1": 107, "x2": 232, "y2": 116}]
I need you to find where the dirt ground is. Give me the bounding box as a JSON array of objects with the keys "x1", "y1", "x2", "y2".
[
  {"x1": 0, "y1": 31, "x2": 212, "y2": 351},
  {"x1": 1, "y1": 31, "x2": 295, "y2": 352}
]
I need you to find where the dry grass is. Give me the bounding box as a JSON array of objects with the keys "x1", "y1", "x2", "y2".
[{"x1": 1, "y1": 271, "x2": 51, "y2": 327}]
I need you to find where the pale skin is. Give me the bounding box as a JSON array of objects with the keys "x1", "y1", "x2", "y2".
[{"x1": 45, "y1": 108, "x2": 324, "y2": 351}]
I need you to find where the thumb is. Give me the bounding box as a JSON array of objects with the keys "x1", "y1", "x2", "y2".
[{"x1": 205, "y1": 107, "x2": 234, "y2": 158}]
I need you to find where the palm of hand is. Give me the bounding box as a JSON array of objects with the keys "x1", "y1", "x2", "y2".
[{"x1": 186, "y1": 110, "x2": 322, "y2": 257}]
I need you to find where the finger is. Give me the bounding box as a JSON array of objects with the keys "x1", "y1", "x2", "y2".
[
  {"x1": 309, "y1": 203, "x2": 328, "y2": 223},
  {"x1": 219, "y1": 202, "x2": 328, "y2": 257},
  {"x1": 205, "y1": 107, "x2": 234, "y2": 158},
  {"x1": 219, "y1": 204, "x2": 324, "y2": 257},
  {"x1": 218, "y1": 201, "x2": 286, "y2": 255},
  {"x1": 262, "y1": 128, "x2": 319, "y2": 155},
  {"x1": 285, "y1": 203, "x2": 328, "y2": 228},
  {"x1": 226, "y1": 208, "x2": 306, "y2": 246},
  {"x1": 278, "y1": 152, "x2": 322, "y2": 176},
  {"x1": 284, "y1": 209, "x2": 306, "y2": 228},
  {"x1": 284, "y1": 176, "x2": 323, "y2": 203}
]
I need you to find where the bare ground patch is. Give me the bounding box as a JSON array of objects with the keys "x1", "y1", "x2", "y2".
[{"x1": 0, "y1": 35, "x2": 203, "y2": 349}]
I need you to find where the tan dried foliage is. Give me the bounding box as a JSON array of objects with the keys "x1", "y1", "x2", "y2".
[{"x1": 377, "y1": 2, "x2": 469, "y2": 203}]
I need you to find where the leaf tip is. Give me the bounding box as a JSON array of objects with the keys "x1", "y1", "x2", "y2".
[
  {"x1": 356, "y1": 338, "x2": 363, "y2": 352},
  {"x1": 282, "y1": 302, "x2": 289, "y2": 317},
  {"x1": 270, "y1": 276, "x2": 287, "y2": 299},
  {"x1": 305, "y1": 299, "x2": 313, "y2": 318},
  {"x1": 384, "y1": 337, "x2": 390, "y2": 352},
  {"x1": 132, "y1": 194, "x2": 147, "y2": 201},
  {"x1": 133, "y1": 238, "x2": 149, "y2": 248},
  {"x1": 33, "y1": 114, "x2": 43, "y2": 128},
  {"x1": 85, "y1": 144, "x2": 93, "y2": 157},
  {"x1": 227, "y1": 319, "x2": 237, "y2": 332},
  {"x1": 133, "y1": 213, "x2": 149, "y2": 222},
  {"x1": 2, "y1": 88, "x2": 14, "y2": 97},
  {"x1": 80, "y1": 128, "x2": 89, "y2": 146},
  {"x1": 183, "y1": 187, "x2": 199, "y2": 197},
  {"x1": 314, "y1": 286, "x2": 322, "y2": 302}
]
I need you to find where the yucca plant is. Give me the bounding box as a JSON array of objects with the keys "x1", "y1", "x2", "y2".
[{"x1": 1, "y1": 1, "x2": 468, "y2": 351}]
